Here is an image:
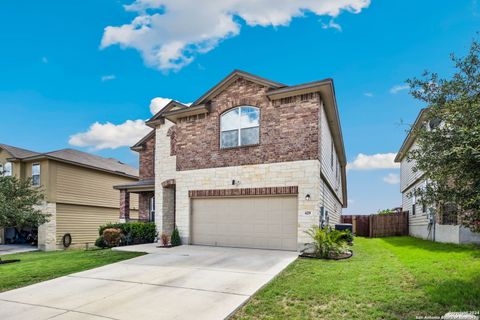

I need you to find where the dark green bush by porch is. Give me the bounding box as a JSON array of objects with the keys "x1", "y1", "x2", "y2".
[{"x1": 98, "y1": 222, "x2": 157, "y2": 246}]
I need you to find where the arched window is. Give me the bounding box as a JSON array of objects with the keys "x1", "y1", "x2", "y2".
[{"x1": 220, "y1": 106, "x2": 259, "y2": 148}]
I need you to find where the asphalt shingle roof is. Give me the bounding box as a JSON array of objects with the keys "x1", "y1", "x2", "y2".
[
  {"x1": 45, "y1": 149, "x2": 138, "y2": 177},
  {"x1": 0, "y1": 143, "x2": 40, "y2": 159}
]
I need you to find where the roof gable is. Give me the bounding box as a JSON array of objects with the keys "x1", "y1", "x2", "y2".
[
  {"x1": 0, "y1": 143, "x2": 40, "y2": 160},
  {"x1": 192, "y1": 69, "x2": 286, "y2": 106},
  {"x1": 146, "y1": 100, "x2": 188, "y2": 125},
  {"x1": 131, "y1": 130, "x2": 155, "y2": 151},
  {"x1": 395, "y1": 108, "x2": 428, "y2": 162}
]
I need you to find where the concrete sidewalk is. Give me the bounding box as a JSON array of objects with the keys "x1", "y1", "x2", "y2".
[{"x1": 0, "y1": 245, "x2": 297, "y2": 320}]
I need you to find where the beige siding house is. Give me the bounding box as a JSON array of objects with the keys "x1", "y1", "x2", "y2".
[
  {"x1": 119, "y1": 70, "x2": 348, "y2": 251},
  {"x1": 0, "y1": 145, "x2": 139, "y2": 250},
  {"x1": 395, "y1": 110, "x2": 480, "y2": 244}
]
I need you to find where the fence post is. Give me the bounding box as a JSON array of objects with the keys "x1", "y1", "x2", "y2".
[{"x1": 369, "y1": 215, "x2": 373, "y2": 238}]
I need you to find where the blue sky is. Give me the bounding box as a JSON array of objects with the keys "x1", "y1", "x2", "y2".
[{"x1": 0, "y1": 0, "x2": 478, "y2": 214}]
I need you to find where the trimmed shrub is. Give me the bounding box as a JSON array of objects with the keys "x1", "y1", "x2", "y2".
[
  {"x1": 103, "y1": 228, "x2": 122, "y2": 247},
  {"x1": 95, "y1": 236, "x2": 107, "y2": 248},
  {"x1": 170, "y1": 227, "x2": 182, "y2": 247},
  {"x1": 99, "y1": 222, "x2": 157, "y2": 246}
]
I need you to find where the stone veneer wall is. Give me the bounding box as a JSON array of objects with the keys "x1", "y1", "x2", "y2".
[
  {"x1": 174, "y1": 160, "x2": 323, "y2": 248},
  {"x1": 37, "y1": 202, "x2": 57, "y2": 251},
  {"x1": 155, "y1": 120, "x2": 177, "y2": 236}
]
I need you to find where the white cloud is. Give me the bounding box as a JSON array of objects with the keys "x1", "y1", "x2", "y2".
[
  {"x1": 389, "y1": 84, "x2": 409, "y2": 94},
  {"x1": 101, "y1": 75, "x2": 116, "y2": 82},
  {"x1": 383, "y1": 173, "x2": 400, "y2": 185},
  {"x1": 149, "y1": 97, "x2": 172, "y2": 115},
  {"x1": 347, "y1": 153, "x2": 400, "y2": 170},
  {"x1": 41, "y1": 57, "x2": 48, "y2": 64},
  {"x1": 321, "y1": 19, "x2": 342, "y2": 31},
  {"x1": 363, "y1": 92, "x2": 373, "y2": 97},
  {"x1": 69, "y1": 120, "x2": 151, "y2": 150},
  {"x1": 101, "y1": 0, "x2": 370, "y2": 71},
  {"x1": 149, "y1": 97, "x2": 192, "y2": 115}
]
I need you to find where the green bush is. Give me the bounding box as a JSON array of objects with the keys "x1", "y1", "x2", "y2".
[
  {"x1": 95, "y1": 235, "x2": 107, "y2": 248},
  {"x1": 340, "y1": 229, "x2": 354, "y2": 244},
  {"x1": 170, "y1": 227, "x2": 182, "y2": 246},
  {"x1": 304, "y1": 226, "x2": 350, "y2": 259},
  {"x1": 98, "y1": 222, "x2": 157, "y2": 246}
]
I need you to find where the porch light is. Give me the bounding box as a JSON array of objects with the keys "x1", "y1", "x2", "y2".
[{"x1": 305, "y1": 194, "x2": 311, "y2": 201}]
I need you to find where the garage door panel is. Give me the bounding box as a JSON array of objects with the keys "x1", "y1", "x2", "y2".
[{"x1": 192, "y1": 196, "x2": 298, "y2": 251}]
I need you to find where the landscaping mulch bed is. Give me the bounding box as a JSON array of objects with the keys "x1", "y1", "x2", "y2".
[{"x1": 300, "y1": 250, "x2": 353, "y2": 260}]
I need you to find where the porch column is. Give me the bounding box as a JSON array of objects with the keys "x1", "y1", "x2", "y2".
[{"x1": 119, "y1": 190, "x2": 130, "y2": 222}]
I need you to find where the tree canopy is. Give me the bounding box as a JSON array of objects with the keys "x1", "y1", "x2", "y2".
[
  {"x1": 406, "y1": 38, "x2": 480, "y2": 232},
  {"x1": 0, "y1": 175, "x2": 49, "y2": 229}
]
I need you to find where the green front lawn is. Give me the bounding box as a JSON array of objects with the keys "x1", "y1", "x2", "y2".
[
  {"x1": 0, "y1": 249, "x2": 144, "y2": 292},
  {"x1": 233, "y1": 237, "x2": 480, "y2": 320}
]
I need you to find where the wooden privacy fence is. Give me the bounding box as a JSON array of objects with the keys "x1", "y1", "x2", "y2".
[{"x1": 341, "y1": 212, "x2": 409, "y2": 237}]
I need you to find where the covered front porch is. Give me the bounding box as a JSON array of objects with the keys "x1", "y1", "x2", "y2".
[{"x1": 114, "y1": 179, "x2": 155, "y2": 222}]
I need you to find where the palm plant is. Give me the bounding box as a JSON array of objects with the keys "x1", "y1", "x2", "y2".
[{"x1": 304, "y1": 226, "x2": 350, "y2": 258}]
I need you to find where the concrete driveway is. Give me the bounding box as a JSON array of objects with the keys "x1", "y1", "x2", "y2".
[
  {"x1": 0, "y1": 245, "x2": 297, "y2": 320},
  {"x1": 0, "y1": 244, "x2": 38, "y2": 256}
]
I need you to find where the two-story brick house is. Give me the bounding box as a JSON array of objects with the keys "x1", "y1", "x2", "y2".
[{"x1": 119, "y1": 70, "x2": 347, "y2": 251}]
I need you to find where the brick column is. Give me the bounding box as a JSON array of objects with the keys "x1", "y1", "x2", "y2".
[{"x1": 119, "y1": 190, "x2": 130, "y2": 221}]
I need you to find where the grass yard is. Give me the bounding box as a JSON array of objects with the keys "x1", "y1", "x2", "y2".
[
  {"x1": 0, "y1": 249, "x2": 144, "y2": 292},
  {"x1": 233, "y1": 237, "x2": 480, "y2": 320}
]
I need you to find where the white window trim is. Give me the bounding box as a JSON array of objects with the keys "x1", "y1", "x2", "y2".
[{"x1": 220, "y1": 106, "x2": 260, "y2": 149}]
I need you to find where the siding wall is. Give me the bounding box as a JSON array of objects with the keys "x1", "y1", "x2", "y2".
[
  {"x1": 402, "y1": 180, "x2": 429, "y2": 228},
  {"x1": 55, "y1": 162, "x2": 138, "y2": 209},
  {"x1": 56, "y1": 204, "x2": 135, "y2": 246},
  {"x1": 319, "y1": 102, "x2": 344, "y2": 214},
  {"x1": 400, "y1": 144, "x2": 423, "y2": 193}
]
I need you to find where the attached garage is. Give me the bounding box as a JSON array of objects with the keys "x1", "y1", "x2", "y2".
[{"x1": 191, "y1": 196, "x2": 298, "y2": 251}]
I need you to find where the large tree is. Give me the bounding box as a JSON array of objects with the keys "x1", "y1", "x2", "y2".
[
  {"x1": 406, "y1": 38, "x2": 480, "y2": 232},
  {"x1": 0, "y1": 175, "x2": 50, "y2": 230}
]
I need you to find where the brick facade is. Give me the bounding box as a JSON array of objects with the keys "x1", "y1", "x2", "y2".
[
  {"x1": 189, "y1": 186, "x2": 298, "y2": 198},
  {"x1": 119, "y1": 190, "x2": 130, "y2": 220},
  {"x1": 174, "y1": 78, "x2": 321, "y2": 171},
  {"x1": 139, "y1": 133, "x2": 155, "y2": 180}
]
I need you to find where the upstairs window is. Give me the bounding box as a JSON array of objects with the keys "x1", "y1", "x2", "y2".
[
  {"x1": 220, "y1": 106, "x2": 259, "y2": 148},
  {"x1": 4, "y1": 162, "x2": 12, "y2": 176},
  {"x1": 32, "y1": 163, "x2": 41, "y2": 186}
]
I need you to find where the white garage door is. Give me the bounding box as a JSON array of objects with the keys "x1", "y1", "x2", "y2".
[{"x1": 192, "y1": 196, "x2": 298, "y2": 251}]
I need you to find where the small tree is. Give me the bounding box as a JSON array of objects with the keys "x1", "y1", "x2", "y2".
[
  {"x1": 0, "y1": 176, "x2": 49, "y2": 230},
  {"x1": 170, "y1": 226, "x2": 182, "y2": 246},
  {"x1": 377, "y1": 209, "x2": 393, "y2": 215},
  {"x1": 406, "y1": 37, "x2": 480, "y2": 232}
]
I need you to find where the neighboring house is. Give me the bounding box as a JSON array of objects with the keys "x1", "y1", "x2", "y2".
[
  {"x1": 117, "y1": 70, "x2": 347, "y2": 251},
  {"x1": 0, "y1": 144, "x2": 139, "y2": 250},
  {"x1": 395, "y1": 109, "x2": 480, "y2": 244}
]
